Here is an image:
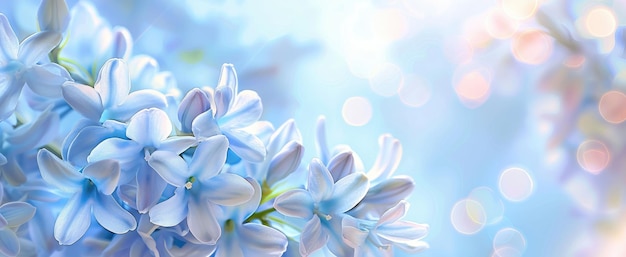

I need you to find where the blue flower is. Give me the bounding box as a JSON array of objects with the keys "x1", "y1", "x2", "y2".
[
  {"x1": 37, "y1": 0, "x2": 70, "y2": 33},
  {"x1": 36, "y1": 149, "x2": 137, "y2": 245},
  {"x1": 62, "y1": 58, "x2": 167, "y2": 123},
  {"x1": 190, "y1": 64, "x2": 266, "y2": 162},
  {"x1": 212, "y1": 177, "x2": 288, "y2": 257},
  {"x1": 147, "y1": 135, "x2": 254, "y2": 244},
  {"x1": 0, "y1": 201, "x2": 36, "y2": 257},
  {"x1": 273, "y1": 159, "x2": 369, "y2": 256},
  {"x1": 342, "y1": 201, "x2": 429, "y2": 256},
  {"x1": 88, "y1": 108, "x2": 195, "y2": 212}
]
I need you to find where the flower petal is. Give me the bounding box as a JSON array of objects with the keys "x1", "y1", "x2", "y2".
[
  {"x1": 37, "y1": 149, "x2": 83, "y2": 192},
  {"x1": 222, "y1": 128, "x2": 265, "y2": 162},
  {"x1": 190, "y1": 135, "x2": 228, "y2": 180},
  {"x1": 187, "y1": 197, "x2": 221, "y2": 244},
  {"x1": 299, "y1": 216, "x2": 328, "y2": 257},
  {"x1": 178, "y1": 88, "x2": 211, "y2": 133},
  {"x1": 267, "y1": 119, "x2": 301, "y2": 157},
  {"x1": 24, "y1": 63, "x2": 70, "y2": 98},
  {"x1": 0, "y1": 157, "x2": 26, "y2": 186},
  {"x1": 0, "y1": 77, "x2": 25, "y2": 121},
  {"x1": 314, "y1": 116, "x2": 330, "y2": 164},
  {"x1": 0, "y1": 202, "x2": 35, "y2": 227},
  {"x1": 149, "y1": 187, "x2": 188, "y2": 227},
  {"x1": 325, "y1": 172, "x2": 369, "y2": 214},
  {"x1": 126, "y1": 108, "x2": 171, "y2": 147},
  {"x1": 54, "y1": 192, "x2": 92, "y2": 245},
  {"x1": 191, "y1": 109, "x2": 221, "y2": 140},
  {"x1": 159, "y1": 136, "x2": 196, "y2": 155},
  {"x1": 64, "y1": 122, "x2": 116, "y2": 168},
  {"x1": 327, "y1": 151, "x2": 355, "y2": 182},
  {"x1": 376, "y1": 221, "x2": 429, "y2": 243},
  {"x1": 267, "y1": 140, "x2": 304, "y2": 186},
  {"x1": 6, "y1": 106, "x2": 59, "y2": 152},
  {"x1": 355, "y1": 176, "x2": 414, "y2": 216},
  {"x1": 37, "y1": 0, "x2": 70, "y2": 32},
  {"x1": 378, "y1": 201, "x2": 408, "y2": 227},
  {"x1": 307, "y1": 159, "x2": 334, "y2": 203},
  {"x1": 203, "y1": 173, "x2": 253, "y2": 206},
  {"x1": 111, "y1": 27, "x2": 132, "y2": 59},
  {"x1": 18, "y1": 31, "x2": 61, "y2": 65},
  {"x1": 0, "y1": 228, "x2": 19, "y2": 257},
  {"x1": 341, "y1": 216, "x2": 369, "y2": 248},
  {"x1": 218, "y1": 90, "x2": 262, "y2": 129},
  {"x1": 0, "y1": 14, "x2": 18, "y2": 62},
  {"x1": 135, "y1": 162, "x2": 168, "y2": 213},
  {"x1": 62, "y1": 81, "x2": 103, "y2": 121},
  {"x1": 148, "y1": 151, "x2": 189, "y2": 187},
  {"x1": 93, "y1": 193, "x2": 137, "y2": 234},
  {"x1": 273, "y1": 189, "x2": 314, "y2": 219},
  {"x1": 240, "y1": 223, "x2": 288, "y2": 257},
  {"x1": 87, "y1": 138, "x2": 142, "y2": 168},
  {"x1": 94, "y1": 58, "x2": 130, "y2": 108},
  {"x1": 110, "y1": 89, "x2": 167, "y2": 121},
  {"x1": 82, "y1": 159, "x2": 120, "y2": 195},
  {"x1": 367, "y1": 134, "x2": 402, "y2": 182}
]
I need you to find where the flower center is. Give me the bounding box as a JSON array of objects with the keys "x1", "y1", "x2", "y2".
[{"x1": 185, "y1": 176, "x2": 196, "y2": 190}]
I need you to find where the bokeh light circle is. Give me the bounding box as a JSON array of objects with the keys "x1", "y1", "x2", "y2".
[
  {"x1": 576, "y1": 140, "x2": 610, "y2": 174},
  {"x1": 468, "y1": 187, "x2": 505, "y2": 225},
  {"x1": 499, "y1": 167, "x2": 533, "y2": 202},
  {"x1": 397, "y1": 74, "x2": 432, "y2": 107},
  {"x1": 454, "y1": 69, "x2": 491, "y2": 108},
  {"x1": 584, "y1": 6, "x2": 617, "y2": 38},
  {"x1": 484, "y1": 8, "x2": 519, "y2": 39},
  {"x1": 511, "y1": 30, "x2": 553, "y2": 65},
  {"x1": 491, "y1": 246, "x2": 524, "y2": 257},
  {"x1": 369, "y1": 63, "x2": 403, "y2": 97},
  {"x1": 342, "y1": 97, "x2": 373, "y2": 126},
  {"x1": 501, "y1": 0, "x2": 539, "y2": 20},
  {"x1": 450, "y1": 199, "x2": 486, "y2": 235},
  {"x1": 493, "y1": 228, "x2": 526, "y2": 255},
  {"x1": 599, "y1": 91, "x2": 626, "y2": 124}
]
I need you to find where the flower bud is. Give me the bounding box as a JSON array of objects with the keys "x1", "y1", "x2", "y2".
[{"x1": 37, "y1": 0, "x2": 70, "y2": 33}]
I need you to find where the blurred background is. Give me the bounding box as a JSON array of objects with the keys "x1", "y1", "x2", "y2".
[{"x1": 4, "y1": 0, "x2": 626, "y2": 256}]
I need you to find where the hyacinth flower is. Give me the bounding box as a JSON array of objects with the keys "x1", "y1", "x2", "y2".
[
  {"x1": 342, "y1": 201, "x2": 429, "y2": 256},
  {"x1": 62, "y1": 58, "x2": 167, "y2": 123},
  {"x1": 0, "y1": 13, "x2": 69, "y2": 121},
  {"x1": 37, "y1": 0, "x2": 70, "y2": 34},
  {"x1": 273, "y1": 159, "x2": 369, "y2": 256},
  {"x1": 88, "y1": 108, "x2": 195, "y2": 212},
  {"x1": 36, "y1": 149, "x2": 137, "y2": 245},
  {"x1": 0, "y1": 201, "x2": 36, "y2": 257},
  {"x1": 212, "y1": 177, "x2": 288, "y2": 257},
  {"x1": 147, "y1": 135, "x2": 254, "y2": 244},
  {"x1": 190, "y1": 63, "x2": 266, "y2": 162}
]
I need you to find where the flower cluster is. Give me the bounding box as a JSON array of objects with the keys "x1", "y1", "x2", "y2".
[{"x1": 0, "y1": 0, "x2": 428, "y2": 256}]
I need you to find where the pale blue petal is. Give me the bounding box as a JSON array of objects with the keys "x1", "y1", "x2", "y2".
[
  {"x1": 222, "y1": 128, "x2": 265, "y2": 162},
  {"x1": 128, "y1": 55, "x2": 158, "y2": 89},
  {"x1": 213, "y1": 86, "x2": 232, "y2": 120},
  {"x1": 149, "y1": 187, "x2": 188, "y2": 227},
  {"x1": 0, "y1": 216, "x2": 7, "y2": 229},
  {"x1": 299, "y1": 216, "x2": 327, "y2": 257},
  {"x1": 341, "y1": 216, "x2": 369, "y2": 248},
  {"x1": 0, "y1": 228, "x2": 19, "y2": 257},
  {"x1": 6, "y1": 106, "x2": 59, "y2": 152},
  {"x1": 0, "y1": 202, "x2": 35, "y2": 227},
  {"x1": 178, "y1": 88, "x2": 211, "y2": 133},
  {"x1": 54, "y1": 192, "x2": 92, "y2": 245},
  {"x1": 188, "y1": 196, "x2": 221, "y2": 244},
  {"x1": 93, "y1": 193, "x2": 137, "y2": 234},
  {"x1": 327, "y1": 151, "x2": 355, "y2": 182},
  {"x1": 0, "y1": 14, "x2": 18, "y2": 62},
  {"x1": 111, "y1": 27, "x2": 132, "y2": 59},
  {"x1": 324, "y1": 172, "x2": 369, "y2": 214},
  {"x1": 267, "y1": 140, "x2": 303, "y2": 186},
  {"x1": 0, "y1": 157, "x2": 26, "y2": 186},
  {"x1": 17, "y1": 31, "x2": 61, "y2": 65},
  {"x1": 273, "y1": 189, "x2": 314, "y2": 219},
  {"x1": 190, "y1": 135, "x2": 228, "y2": 180},
  {"x1": 267, "y1": 119, "x2": 301, "y2": 157},
  {"x1": 307, "y1": 159, "x2": 333, "y2": 203},
  {"x1": 24, "y1": 63, "x2": 70, "y2": 98},
  {"x1": 37, "y1": 0, "x2": 70, "y2": 32},
  {"x1": 215, "y1": 232, "x2": 243, "y2": 257},
  {"x1": 203, "y1": 173, "x2": 253, "y2": 206},
  {"x1": 240, "y1": 223, "x2": 288, "y2": 257},
  {"x1": 191, "y1": 109, "x2": 221, "y2": 139},
  {"x1": 148, "y1": 151, "x2": 189, "y2": 187},
  {"x1": 159, "y1": 136, "x2": 196, "y2": 155},
  {"x1": 64, "y1": 123, "x2": 115, "y2": 167},
  {"x1": 367, "y1": 135, "x2": 402, "y2": 182},
  {"x1": 314, "y1": 116, "x2": 329, "y2": 164},
  {"x1": 126, "y1": 108, "x2": 171, "y2": 147},
  {"x1": 94, "y1": 58, "x2": 130, "y2": 108},
  {"x1": 376, "y1": 221, "x2": 428, "y2": 243},
  {"x1": 237, "y1": 177, "x2": 262, "y2": 221},
  {"x1": 88, "y1": 138, "x2": 142, "y2": 166},
  {"x1": 37, "y1": 149, "x2": 83, "y2": 192},
  {"x1": 355, "y1": 176, "x2": 414, "y2": 216},
  {"x1": 110, "y1": 89, "x2": 167, "y2": 121},
  {"x1": 62, "y1": 81, "x2": 103, "y2": 121},
  {"x1": 218, "y1": 90, "x2": 262, "y2": 129},
  {"x1": 394, "y1": 240, "x2": 429, "y2": 253},
  {"x1": 377, "y1": 201, "x2": 408, "y2": 227},
  {"x1": 0, "y1": 77, "x2": 24, "y2": 121},
  {"x1": 82, "y1": 159, "x2": 120, "y2": 195},
  {"x1": 135, "y1": 162, "x2": 168, "y2": 213},
  {"x1": 217, "y1": 63, "x2": 238, "y2": 94},
  {"x1": 0, "y1": 154, "x2": 5, "y2": 166}
]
